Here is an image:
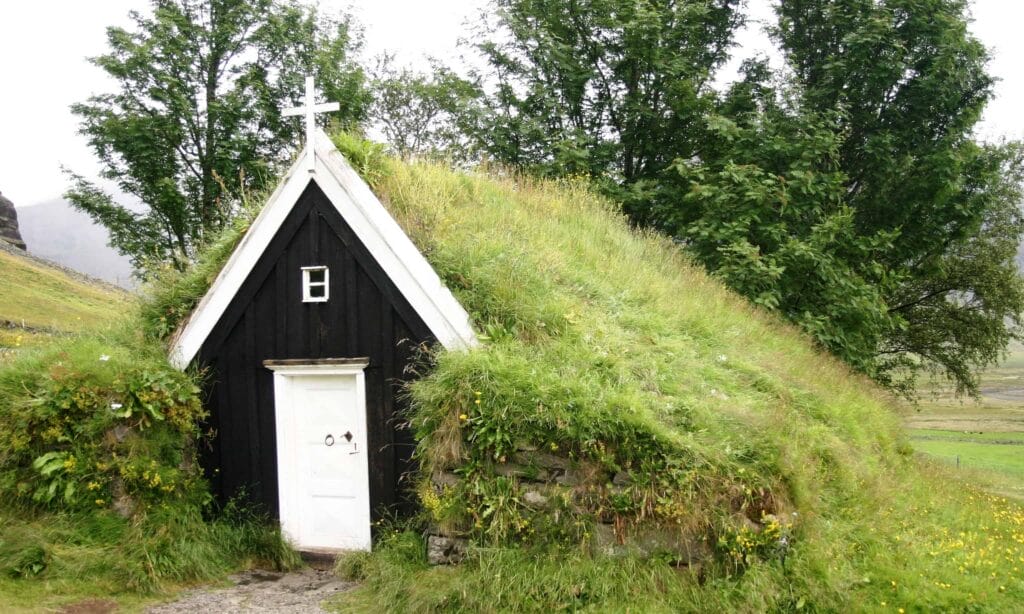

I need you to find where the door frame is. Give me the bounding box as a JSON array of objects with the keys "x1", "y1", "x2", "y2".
[{"x1": 264, "y1": 358, "x2": 371, "y2": 552}]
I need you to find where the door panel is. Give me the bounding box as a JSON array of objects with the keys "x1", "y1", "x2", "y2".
[{"x1": 272, "y1": 367, "x2": 371, "y2": 551}]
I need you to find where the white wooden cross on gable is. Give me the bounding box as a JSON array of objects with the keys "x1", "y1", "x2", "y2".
[{"x1": 283, "y1": 76, "x2": 340, "y2": 173}]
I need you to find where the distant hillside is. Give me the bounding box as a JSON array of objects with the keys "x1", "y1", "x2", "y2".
[
  {"x1": 17, "y1": 199, "x2": 135, "y2": 288},
  {"x1": 0, "y1": 240, "x2": 127, "y2": 337}
]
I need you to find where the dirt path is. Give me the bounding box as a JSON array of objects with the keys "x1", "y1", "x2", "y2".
[{"x1": 146, "y1": 568, "x2": 354, "y2": 613}]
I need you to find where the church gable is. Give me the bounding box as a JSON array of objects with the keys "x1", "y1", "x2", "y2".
[
  {"x1": 197, "y1": 179, "x2": 435, "y2": 362},
  {"x1": 169, "y1": 129, "x2": 477, "y2": 369}
]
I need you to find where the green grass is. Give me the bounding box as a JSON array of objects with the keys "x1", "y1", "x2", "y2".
[
  {"x1": 911, "y1": 438, "x2": 1024, "y2": 489},
  {"x1": 318, "y1": 144, "x2": 1024, "y2": 612},
  {"x1": 0, "y1": 250, "x2": 126, "y2": 334},
  {"x1": 5, "y1": 137, "x2": 1024, "y2": 610},
  {"x1": 904, "y1": 341, "x2": 1024, "y2": 499},
  {"x1": 0, "y1": 504, "x2": 300, "y2": 612},
  {"x1": 0, "y1": 247, "x2": 299, "y2": 608}
]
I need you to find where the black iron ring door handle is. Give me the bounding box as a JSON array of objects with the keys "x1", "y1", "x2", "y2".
[{"x1": 325, "y1": 434, "x2": 335, "y2": 447}]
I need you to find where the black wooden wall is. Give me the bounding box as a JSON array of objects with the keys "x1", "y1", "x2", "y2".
[{"x1": 195, "y1": 180, "x2": 434, "y2": 518}]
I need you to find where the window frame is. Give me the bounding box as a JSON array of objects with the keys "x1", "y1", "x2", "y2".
[{"x1": 301, "y1": 266, "x2": 330, "y2": 303}]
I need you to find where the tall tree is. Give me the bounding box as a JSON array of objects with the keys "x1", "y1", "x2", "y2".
[
  {"x1": 66, "y1": 0, "x2": 370, "y2": 272},
  {"x1": 466, "y1": 0, "x2": 742, "y2": 196},
  {"x1": 464, "y1": 0, "x2": 1023, "y2": 396},
  {"x1": 368, "y1": 57, "x2": 481, "y2": 162},
  {"x1": 658, "y1": 0, "x2": 1024, "y2": 395}
]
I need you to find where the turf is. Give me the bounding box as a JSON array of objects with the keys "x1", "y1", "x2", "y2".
[{"x1": 315, "y1": 142, "x2": 1024, "y2": 612}]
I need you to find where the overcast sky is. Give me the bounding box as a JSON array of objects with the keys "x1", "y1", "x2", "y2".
[{"x1": 0, "y1": 0, "x2": 1019, "y2": 207}]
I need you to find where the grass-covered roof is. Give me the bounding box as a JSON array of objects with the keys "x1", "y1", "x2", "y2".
[{"x1": 318, "y1": 135, "x2": 1024, "y2": 612}]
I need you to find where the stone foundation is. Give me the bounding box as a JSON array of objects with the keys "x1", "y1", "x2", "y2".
[{"x1": 426, "y1": 442, "x2": 711, "y2": 565}]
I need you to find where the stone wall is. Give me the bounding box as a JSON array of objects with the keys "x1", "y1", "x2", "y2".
[
  {"x1": 426, "y1": 440, "x2": 711, "y2": 566},
  {"x1": 0, "y1": 191, "x2": 26, "y2": 250}
]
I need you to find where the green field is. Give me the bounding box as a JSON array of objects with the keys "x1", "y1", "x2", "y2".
[
  {"x1": 0, "y1": 248, "x2": 127, "y2": 351},
  {"x1": 906, "y1": 344, "x2": 1024, "y2": 499}
]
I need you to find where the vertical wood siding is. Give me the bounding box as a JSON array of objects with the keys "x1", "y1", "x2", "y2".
[{"x1": 196, "y1": 180, "x2": 434, "y2": 518}]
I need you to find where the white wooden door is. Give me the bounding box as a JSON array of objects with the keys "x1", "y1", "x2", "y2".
[{"x1": 268, "y1": 362, "x2": 371, "y2": 551}]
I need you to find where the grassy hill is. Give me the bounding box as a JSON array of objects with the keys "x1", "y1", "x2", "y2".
[
  {"x1": 0, "y1": 242, "x2": 127, "y2": 350},
  {"x1": 320, "y1": 138, "x2": 1024, "y2": 612}
]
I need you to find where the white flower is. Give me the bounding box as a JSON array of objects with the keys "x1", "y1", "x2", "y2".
[
  {"x1": 99, "y1": 355, "x2": 110, "y2": 362},
  {"x1": 717, "y1": 354, "x2": 727, "y2": 362},
  {"x1": 110, "y1": 403, "x2": 123, "y2": 410}
]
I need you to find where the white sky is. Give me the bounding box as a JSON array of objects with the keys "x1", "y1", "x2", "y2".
[{"x1": 0, "y1": 0, "x2": 1019, "y2": 207}]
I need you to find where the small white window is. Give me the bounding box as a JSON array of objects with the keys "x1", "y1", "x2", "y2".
[{"x1": 301, "y1": 266, "x2": 329, "y2": 302}]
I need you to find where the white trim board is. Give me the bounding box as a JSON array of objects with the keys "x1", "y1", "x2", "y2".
[{"x1": 168, "y1": 129, "x2": 478, "y2": 369}]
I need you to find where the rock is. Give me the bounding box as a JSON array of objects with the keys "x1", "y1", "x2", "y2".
[
  {"x1": 495, "y1": 463, "x2": 550, "y2": 481},
  {"x1": 432, "y1": 472, "x2": 461, "y2": 488},
  {"x1": 110, "y1": 476, "x2": 137, "y2": 519},
  {"x1": 514, "y1": 439, "x2": 539, "y2": 452},
  {"x1": 592, "y1": 523, "x2": 626, "y2": 557},
  {"x1": 0, "y1": 191, "x2": 26, "y2": 250},
  {"x1": 591, "y1": 522, "x2": 708, "y2": 564},
  {"x1": 513, "y1": 450, "x2": 570, "y2": 470},
  {"x1": 427, "y1": 535, "x2": 468, "y2": 565},
  {"x1": 522, "y1": 488, "x2": 551, "y2": 509},
  {"x1": 612, "y1": 471, "x2": 632, "y2": 486},
  {"x1": 555, "y1": 467, "x2": 584, "y2": 486}
]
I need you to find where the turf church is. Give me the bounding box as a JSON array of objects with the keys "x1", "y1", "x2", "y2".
[{"x1": 169, "y1": 77, "x2": 477, "y2": 551}]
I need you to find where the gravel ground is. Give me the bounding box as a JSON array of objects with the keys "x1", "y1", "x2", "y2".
[{"x1": 145, "y1": 568, "x2": 354, "y2": 613}]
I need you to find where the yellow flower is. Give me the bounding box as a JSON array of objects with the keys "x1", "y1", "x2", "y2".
[
  {"x1": 95, "y1": 499, "x2": 105, "y2": 506},
  {"x1": 474, "y1": 399, "x2": 481, "y2": 405},
  {"x1": 459, "y1": 414, "x2": 468, "y2": 421}
]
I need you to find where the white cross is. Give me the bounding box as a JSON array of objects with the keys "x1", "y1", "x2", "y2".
[{"x1": 282, "y1": 76, "x2": 340, "y2": 173}]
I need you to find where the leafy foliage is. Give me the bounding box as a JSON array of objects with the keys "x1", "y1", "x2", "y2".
[
  {"x1": 369, "y1": 57, "x2": 481, "y2": 161},
  {"x1": 689, "y1": 0, "x2": 1024, "y2": 394},
  {"x1": 452, "y1": 0, "x2": 1024, "y2": 396},
  {"x1": 0, "y1": 303, "x2": 298, "y2": 597},
  {"x1": 0, "y1": 336, "x2": 207, "y2": 512},
  {"x1": 463, "y1": 0, "x2": 741, "y2": 184},
  {"x1": 66, "y1": 0, "x2": 369, "y2": 274}
]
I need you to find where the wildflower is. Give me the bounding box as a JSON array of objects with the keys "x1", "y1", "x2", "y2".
[
  {"x1": 717, "y1": 354, "x2": 727, "y2": 362},
  {"x1": 99, "y1": 354, "x2": 110, "y2": 362},
  {"x1": 110, "y1": 403, "x2": 123, "y2": 411},
  {"x1": 474, "y1": 399, "x2": 481, "y2": 405},
  {"x1": 95, "y1": 499, "x2": 105, "y2": 506},
  {"x1": 86, "y1": 481, "x2": 100, "y2": 491},
  {"x1": 459, "y1": 414, "x2": 468, "y2": 421}
]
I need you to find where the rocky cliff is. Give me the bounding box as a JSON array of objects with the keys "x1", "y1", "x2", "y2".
[{"x1": 0, "y1": 191, "x2": 26, "y2": 250}]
